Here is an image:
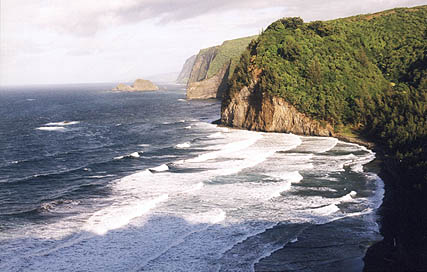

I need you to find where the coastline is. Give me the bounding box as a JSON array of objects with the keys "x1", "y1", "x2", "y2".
[
  {"x1": 214, "y1": 120, "x2": 388, "y2": 270},
  {"x1": 324, "y1": 132, "x2": 427, "y2": 271},
  {"x1": 215, "y1": 119, "x2": 427, "y2": 270},
  {"x1": 363, "y1": 158, "x2": 427, "y2": 271}
]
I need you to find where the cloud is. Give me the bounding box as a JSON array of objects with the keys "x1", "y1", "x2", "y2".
[
  {"x1": 23, "y1": 0, "x2": 425, "y2": 36},
  {"x1": 1, "y1": 0, "x2": 425, "y2": 85}
]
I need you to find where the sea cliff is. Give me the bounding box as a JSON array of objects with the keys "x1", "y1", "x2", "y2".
[
  {"x1": 184, "y1": 36, "x2": 256, "y2": 99},
  {"x1": 176, "y1": 55, "x2": 196, "y2": 84},
  {"x1": 220, "y1": 5, "x2": 427, "y2": 271},
  {"x1": 221, "y1": 77, "x2": 333, "y2": 136}
]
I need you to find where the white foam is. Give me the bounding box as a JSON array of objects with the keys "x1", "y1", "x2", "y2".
[
  {"x1": 184, "y1": 209, "x2": 226, "y2": 225},
  {"x1": 268, "y1": 171, "x2": 303, "y2": 183},
  {"x1": 290, "y1": 237, "x2": 298, "y2": 243},
  {"x1": 177, "y1": 99, "x2": 186, "y2": 102},
  {"x1": 88, "y1": 175, "x2": 116, "y2": 179},
  {"x1": 130, "y1": 152, "x2": 140, "y2": 158},
  {"x1": 311, "y1": 204, "x2": 340, "y2": 216},
  {"x1": 2, "y1": 128, "x2": 385, "y2": 271},
  {"x1": 149, "y1": 164, "x2": 169, "y2": 172},
  {"x1": 366, "y1": 173, "x2": 385, "y2": 210},
  {"x1": 184, "y1": 126, "x2": 192, "y2": 129},
  {"x1": 207, "y1": 132, "x2": 223, "y2": 138},
  {"x1": 182, "y1": 182, "x2": 204, "y2": 194},
  {"x1": 114, "y1": 151, "x2": 142, "y2": 160},
  {"x1": 296, "y1": 137, "x2": 338, "y2": 153},
  {"x1": 39, "y1": 199, "x2": 80, "y2": 212},
  {"x1": 347, "y1": 152, "x2": 376, "y2": 173},
  {"x1": 268, "y1": 182, "x2": 292, "y2": 199},
  {"x1": 340, "y1": 191, "x2": 357, "y2": 202},
  {"x1": 36, "y1": 126, "x2": 66, "y2": 131},
  {"x1": 186, "y1": 133, "x2": 263, "y2": 163},
  {"x1": 45, "y1": 121, "x2": 80, "y2": 126},
  {"x1": 84, "y1": 194, "x2": 169, "y2": 236},
  {"x1": 175, "y1": 142, "x2": 191, "y2": 149}
]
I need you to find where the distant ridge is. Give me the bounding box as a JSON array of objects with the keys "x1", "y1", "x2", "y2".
[{"x1": 177, "y1": 36, "x2": 257, "y2": 99}]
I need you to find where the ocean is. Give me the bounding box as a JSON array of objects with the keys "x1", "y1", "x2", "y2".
[{"x1": 0, "y1": 83, "x2": 383, "y2": 271}]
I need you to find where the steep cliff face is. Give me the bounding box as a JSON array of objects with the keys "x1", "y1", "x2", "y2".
[
  {"x1": 187, "y1": 64, "x2": 230, "y2": 99},
  {"x1": 176, "y1": 55, "x2": 196, "y2": 84},
  {"x1": 221, "y1": 79, "x2": 334, "y2": 136},
  {"x1": 188, "y1": 47, "x2": 219, "y2": 84},
  {"x1": 185, "y1": 36, "x2": 256, "y2": 100}
]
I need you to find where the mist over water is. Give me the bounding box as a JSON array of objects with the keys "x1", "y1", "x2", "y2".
[{"x1": 0, "y1": 84, "x2": 383, "y2": 271}]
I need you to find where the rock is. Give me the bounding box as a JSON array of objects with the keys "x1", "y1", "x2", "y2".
[
  {"x1": 176, "y1": 55, "x2": 197, "y2": 84},
  {"x1": 188, "y1": 46, "x2": 219, "y2": 84},
  {"x1": 113, "y1": 79, "x2": 159, "y2": 92},
  {"x1": 185, "y1": 36, "x2": 256, "y2": 100},
  {"x1": 132, "y1": 79, "x2": 159, "y2": 91},
  {"x1": 113, "y1": 83, "x2": 134, "y2": 91},
  {"x1": 186, "y1": 64, "x2": 229, "y2": 99},
  {"x1": 221, "y1": 79, "x2": 334, "y2": 137}
]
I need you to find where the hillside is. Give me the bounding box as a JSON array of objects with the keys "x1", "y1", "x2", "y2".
[
  {"x1": 185, "y1": 36, "x2": 257, "y2": 99},
  {"x1": 222, "y1": 6, "x2": 426, "y2": 186},
  {"x1": 221, "y1": 6, "x2": 427, "y2": 269}
]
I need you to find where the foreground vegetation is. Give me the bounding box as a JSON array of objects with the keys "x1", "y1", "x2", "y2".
[{"x1": 228, "y1": 6, "x2": 426, "y2": 188}]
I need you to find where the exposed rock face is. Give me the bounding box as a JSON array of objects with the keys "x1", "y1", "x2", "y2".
[
  {"x1": 188, "y1": 47, "x2": 219, "y2": 84},
  {"x1": 114, "y1": 83, "x2": 134, "y2": 91},
  {"x1": 221, "y1": 81, "x2": 334, "y2": 136},
  {"x1": 185, "y1": 36, "x2": 256, "y2": 100},
  {"x1": 187, "y1": 64, "x2": 229, "y2": 99},
  {"x1": 176, "y1": 55, "x2": 197, "y2": 84},
  {"x1": 113, "y1": 79, "x2": 159, "y2": 91}
]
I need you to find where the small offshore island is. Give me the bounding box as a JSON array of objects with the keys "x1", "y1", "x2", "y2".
[
  {"x1": 113, "y1": 79, "x2": 159, "y2": 92},
  {"x1": 0, "y1": 2, "x2": 425, "y2": 272}
]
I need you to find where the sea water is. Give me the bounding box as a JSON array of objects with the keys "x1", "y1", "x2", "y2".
[{"x1": 0, "y1": 84, "x2": 383, "y2": 271}]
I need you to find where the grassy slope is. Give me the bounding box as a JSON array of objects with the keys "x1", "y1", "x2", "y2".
[{"x1": 206, "y1": 35, "x2": 258, "y2": 79}]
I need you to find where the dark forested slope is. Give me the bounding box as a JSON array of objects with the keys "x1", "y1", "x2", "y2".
[
  {"x1": 221, "y1": 6, "x2": 426, "y2": 270},
  {"x1": 222, "y1": 6, "x2": 426, "y2": 188}
]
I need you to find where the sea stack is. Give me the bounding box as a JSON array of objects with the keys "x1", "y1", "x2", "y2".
[{"x1": 113, "y1": 79, "x2": 159, "y2": 91}]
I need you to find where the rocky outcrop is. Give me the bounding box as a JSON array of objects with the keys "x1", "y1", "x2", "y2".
[
  {"x1": 185, "y1": 36, "x2": 256, "y2": 100},
  {"x1": 187, "y1": 63, "x2": 230, "y2": 99},
  {"x1": 188, "y1": 47, "x2": 219, "y2": 84},
  {"x1": 113, "y1": 79, "x2": 159, "y2": 91},
  {"x1": 176, "y1": 55, "x2": 196, "y2": 84},
  {"x1": 221, "y1": 81, "x2": 334, "y2": 136}
]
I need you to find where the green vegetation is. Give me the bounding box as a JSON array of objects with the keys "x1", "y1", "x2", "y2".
[
  {"x1": 228, "y1": 6, "x2": 426, "y2": 187},
  {"x1": 206, "y1": 36, "x2": 258, "y2": 79}
]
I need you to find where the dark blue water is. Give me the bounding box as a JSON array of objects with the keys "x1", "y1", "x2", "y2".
[
  {"x1": 0, "y1": 84, "x2": 219, "y2": 227},
  {"x1": 0, "y1": 84, "x2": 383, "y2": 271}
]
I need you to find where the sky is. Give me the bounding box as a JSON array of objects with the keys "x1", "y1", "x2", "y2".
[{"x1": 0, "y1": 0, "x2": 425, "y2": 86}]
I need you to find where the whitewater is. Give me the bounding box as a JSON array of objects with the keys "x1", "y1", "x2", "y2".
[{"x1": 0, "y1": 84, "x2": 383, "y2": 271}]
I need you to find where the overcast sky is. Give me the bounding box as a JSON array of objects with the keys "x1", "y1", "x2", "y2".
[{"x1": 0, "y1": 0, "x2": 425, "y2": 86}]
